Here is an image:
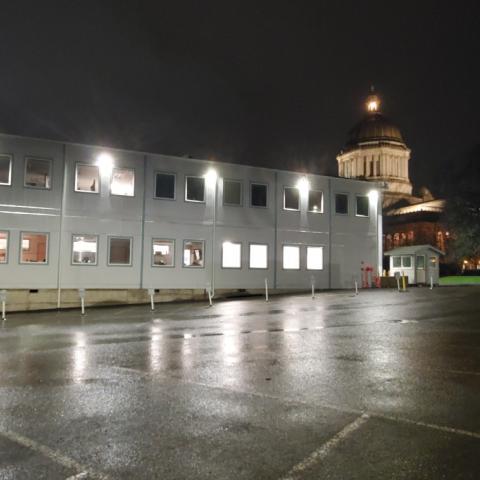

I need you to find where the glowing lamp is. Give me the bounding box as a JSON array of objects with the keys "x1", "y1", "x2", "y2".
[
  {"x1": 296, "y1": 177, "x2": 310, "y2": 195},
  {"x1": 205, "y1": 168, "x2": 218, "y2": 188},
  {"x1": 368, "y1": 189, "x2": 379, "y2": 203},
  {"x1": 97, "y1": 152, "x2": 114, "y2": 175}
]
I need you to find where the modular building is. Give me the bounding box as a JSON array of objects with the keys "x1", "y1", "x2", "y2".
[{"x1": 0, "y1": 133, "x2": 382, "y2": 311}]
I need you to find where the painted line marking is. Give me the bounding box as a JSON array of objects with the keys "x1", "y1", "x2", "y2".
[
  {"x1": 0, "y1": 429, "x2": 110, "y2": 480},
  {"x1": 65, "y1": 473, "x2": 89, "y2": 480},
  {"x1": 279, "y1": 414, "x2": 370, "y2": 480}
]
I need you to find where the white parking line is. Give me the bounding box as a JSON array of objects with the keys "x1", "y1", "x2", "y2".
[
  {"x1": 0, "y1": 428, "x2": 110, "y2": 480},
  {"x1": 279, "y1": 413, "x2": 370, "y2": 480}
]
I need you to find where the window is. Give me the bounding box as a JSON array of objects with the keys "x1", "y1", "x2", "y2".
[
  {"x1": 392, "y1": 256, "x2": 401, "y2": 268},
  {"x1": 284, "y1": 187, "x2": 300, "y2": 210},
  {"x1": 183, "y1": 240, "x2": 204, "y2": 267},
  {"x1": 222, "y1": 241, "x2": 241, "y2": 268},
  {"x1": 249, "y1": 243, "x2": 268, "y2": 269},
  {"x1": 24, "y1": 157, "x2": 52, "y2": 189},
  {"x1": 0, "y1": 231, "x2": 8, "y2": 263},
  {"x1": 307, "y1": 246, "x2": 323, "y2": 270},
  {"x1": 0, "y1": 155, "x2": 12, "y2": 185},
  {"x1": 20, "y1": 232, "x2": 48, "y2": 264},
  {"x1": 335, "y1": 193, "x2": 348, "y2": 214},
  {"x1": 155, "y1": 172, "x2": 175, "y2": 199},
  {"x1": 152, "y1": 239, "x2": 174, "y2": 267},
  {"x1": 75, "y1": 164, "x2": 99, "y2": 193},
  {"x1": 308, "y1": 190, "x2": 323, "y2": 213},
  {"x1": 251, "y1": 183, "x2": 267, "y2": 207},
  {"x1": 108, "y1": 237, "x2": 132, "y2": 265},
  {"x1": 223, "y1": 180, "x2": 242, "y2": 206},
  {"x1": 72, "y1": 235, "x2": 98, "y2": 265},
  {"x1": 402, "y1": 256, "x2": 412, "y2": 268},
  {"x1": 111, "y1": 168, "x2": 134, "y2": 196},
  {"x1": 283, "y1": 245, "x2": 300, "y2": 270},
  {"x1": 185, "y1": 176, "x2": 205, "y2": 202},
  {"x1": 416, "y1": 255, "x2": 425, "y2": 269},
  {"x1": 356, "y1": 195, "x2": 369, "y2": 217}
]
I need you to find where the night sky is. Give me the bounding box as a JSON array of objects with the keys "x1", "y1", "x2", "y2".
[{"x1": 1, "y1": 1, "x2": 479, "y2": 193}]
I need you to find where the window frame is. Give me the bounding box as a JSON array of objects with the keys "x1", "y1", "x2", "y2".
[
  {"x1": 355, "y1": 194, "x2": 370, "y2": 217},
  {"x1": 308, "y1": 189, "x2": 324, "y2": 213},
  {"x1": 0, "y1": 154, "x2": 13, "y2": 186},
  {"x1": 182, "y1": 239, "x2": 205, "y2": 268},
  {"x1": 19, "y1": 231, "x2": 49, "y2": 265},
  {"x1": 184, "y1": 175, "x2": 206, "y2": 203},
  {"x1": 154, "y1": 171, "x2": 176, "y2": 201},
  {"x1": 282, "y1": 244, "x2": 301, "y2": 270},
  {"x1": 401, "y1": 255, "x2": 412, "y2": 268},
  {"x1": 71, "y1": 234, "x2": 99, "y2": 266},
  {"x1": 107, "y1": 236, "x2": 133, "y2": 266},
  {"x1": 248, "y1": 243, "x2": 268, "y2": 270},
  {"x1": 392, "y1": 256, "x2": 401, "y2": 268},
  {"x1": 250, "y1": 182, "x2": 268, "y2": 208},
  {"x1": 0, "y1": 230, "x2": 9, "y2": 264},
  {"x1": 110, "y1": 167, "x2": 135, "y2": 197},
  {"x1": 335, "y1": 192, "x2": 349, "y2": 216},
  {"x1": 151, "y1": 238, "x2": 176, "y2": 268},
  {"x1": 24, "y1": 156, "x2": 53, "y2": 190},
  {"x1": 221, "y1": 241, "x2": 242, "y2": 269},
  {"x1": 222, "y1": 178, "x2": 243, "y2": 207},
  {"x1": 416, "y1": 255, "x2": 426, "y2": 269},
  {"x1": 283, "y1": 186, "x2": 300, "y2": 211},
  {"x1": 74, "y1": 163, "x2": 100, "y2": 194},
  {"x1": 306, "y1": 245, "x2": 324, "y2": 271}
]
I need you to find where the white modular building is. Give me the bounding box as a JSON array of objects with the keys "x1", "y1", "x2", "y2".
[{"x1": 0, "y1": 133, "x2": 382, "y2": 310}]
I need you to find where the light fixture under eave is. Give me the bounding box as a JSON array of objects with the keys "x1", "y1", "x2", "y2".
[
  {"x1": 96, "y1": 152, "x2": 114, "y2": 175},
  {"x1": 368, "y1": 189, "x2": 379, "y2": 203},
  {"x1": 205, "y1": 168, "x2": 218, "y2": 188},
  {"x1": 296, "y1": 176, "x2": 310, "y2": 195}
]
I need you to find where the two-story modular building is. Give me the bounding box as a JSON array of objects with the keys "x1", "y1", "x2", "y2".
[{"x1": 0, "y1": 133, "x2": 382, "y2": 311}]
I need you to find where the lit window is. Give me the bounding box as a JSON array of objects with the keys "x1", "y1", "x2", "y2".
[
  {"x1": 0, "y1": 155, "x2": 12, "y2": 185},
  {"x1": 75, "y1": 164, "x2": 99, "y2": 193},
  {"x1": 416, "y1": 255, "x2": 425, "y2": 269},
  {"x1": 251, "y1": 183, "x2": 267, "y2": 207},
  {"x1": 284, "y1": 187, "x2": 300, "y2": 210},
  {"x1": 24, "y1": 157, "x2": 52, "y2": 189},
  {"x1": 223, "y1": 180, "x2": 242, "y2": 206},
  {"x1": 249, "y1": 244, "x2": 268, "y2": 269},
  {"x1": 308, "y1": 190, "x2": 323, "y2": 213},
  {"x1": 152, "y1": 239, "x2": 174, "y2": 267},
  {"x1": 155, "y1": 173, "x2": 175, "y2": 199},
  {"x1": 185, "y1": 176, "x2": 205, "y2": 202},
  {"x1": 111, "y1": 168, "x2": 134, "y2": 196},
  {"x1": 335, "y1": 193, "x2": 348, "y2": 214},
  {"x1": 21, "y1": 232, "x2": 48, "y2": 264},
  {"x1": 283, "y1": 245, "x2": 300, "y2": 270},
  {"x1": 356, "y1": 195, "x2": 369, "y2": 217},
  {"x1": 307, "y1": 246, "x2": 323, "y2": 270},
  {"x1": 108, "y1": 237, "x2": 132, "y2": 265},
  {"x1": 0, "y1": 231, "x2": 8, "y2": 263},
  {"x1": 222, "y1": 241, "x2": 241, "y2": 268},
  {"x1": 183, "y1": 240, "x2": 204, "y2": 267},
  {"x1": 72, "y1": 235, "x2": 98, "y2": 265},
  {"x1": 402, "y1": 256, "x2": 412, "y2": 268},
  {"x1": 392, "y1": 256, "x2": 401, "y2": 268}
]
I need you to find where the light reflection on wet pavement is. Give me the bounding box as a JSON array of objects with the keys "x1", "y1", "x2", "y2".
[{"x1": 0, "y1": 287, "x2": 479, "y2": 479}]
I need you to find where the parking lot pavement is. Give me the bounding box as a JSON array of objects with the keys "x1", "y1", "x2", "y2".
[{"x1": 0, "y1": 286, "x2": 479, "y2": 479}]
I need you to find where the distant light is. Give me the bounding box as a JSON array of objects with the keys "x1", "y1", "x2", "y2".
[
  {"x1": 296, "y1": 177, "x2": 310, "y2": 195},
  {"x1": 368, "y1": 189, "x2": 379, "y2": 203},
  {"x1": 205, "y1": 168, "x2": 218, "y2": 188},
  {"x1": 367, "y1": 100, "x2": 378, "y2": 112},
  {"x1": 97, "y1": 152, "x2": 114, "y2": 175}
]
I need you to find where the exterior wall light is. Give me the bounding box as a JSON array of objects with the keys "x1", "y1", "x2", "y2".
[
  {"x1": 296, "y1": 177, "x2": 310, "y2": 195},
  {"x1": 368, "y1": 189, "x2": 379, "y2": 203},
  {"x1": 205, "y1": 168, "x2": 218, "y2": 188},
  {"x1": 97, "y1": 152, "x2": 114, "y2": 175}
]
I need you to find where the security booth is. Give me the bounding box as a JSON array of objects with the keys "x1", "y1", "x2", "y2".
[{"x1": 385, "y1": 245, "x2": 443, "y2": 285}]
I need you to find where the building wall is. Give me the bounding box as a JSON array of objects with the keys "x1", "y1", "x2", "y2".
[{"x1": 0, "y1": 133, "x2": 381, "y2": 307}]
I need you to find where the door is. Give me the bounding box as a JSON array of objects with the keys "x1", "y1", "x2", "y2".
[{"x1": 416, "y1": 255, "x2": 426, "y2": 284}]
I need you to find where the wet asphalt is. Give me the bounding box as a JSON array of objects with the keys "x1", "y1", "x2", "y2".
[{"x1": 0, "y1": 286, "x2": 479, "y2": 479}]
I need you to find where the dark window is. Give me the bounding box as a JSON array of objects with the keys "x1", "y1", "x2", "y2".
[
  {"x1": 308, "y1": 190, "x2": 323, "y2": 212},
  {"x1": 25, "y1": 157, "x2": 52, "y2": 189},
  {"x1": 356, "y1": 195, "x2": 369, "y2": 216},
  {"x1": 185, "y1": 176, "x2": 205, "y2": 202},
  {"x1": 223, "y1": 180, "x2": 242, "y2": 205},
  {"x1": 108, "y1": 237, "x2": 132, "y2": 265},
  {"x1": 284, "y1": 187, "x2": 299, "y2": 210},
  {"x1": 155, "y1": 173, "x2": 175, "y2": 199},
  {"x1": 335, "y1": 194, "x2": 348, "y2": 214},
  {"x1": 0, "y1": 155, "x2": 12, "y2": 185},
  {"x1": 251, "y1": 183, "x2": 267, "y2": 207}
]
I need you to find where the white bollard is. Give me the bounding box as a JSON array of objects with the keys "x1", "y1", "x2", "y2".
[
  {"x1": 148, "y1": 288, "x2": 155, "y2": 311},
  {"x1": 396, "y1": 275, "x2": 401, "y2": 292},
  {"x1": 206, "y1": 283, "x2": 213, "y2": 307},
  {"x1": 264, "y1": 278, "x2": 269, "y2": 302},
  {"x1": 430, "y1": 276, "x2": 433, "y2": 290},
  {"x1": 0, "y1": 290, "x2": 6, "y2": 321},
  {"x1": 78, "y1": 289, "x2": 86, "y2": 315},
  {"x1": 311, "y1": 275, "x2": 315, "y2": 299},
  {"x1": 355, "y1": 280, "x2": 359, "y2": 296}
]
